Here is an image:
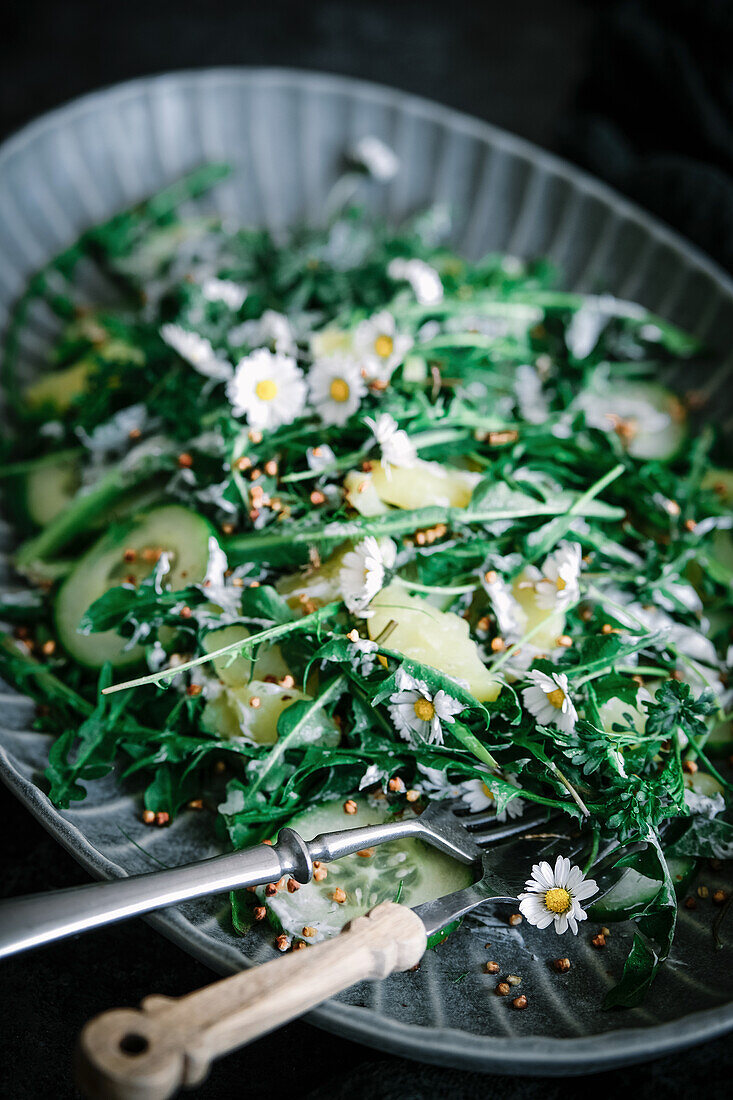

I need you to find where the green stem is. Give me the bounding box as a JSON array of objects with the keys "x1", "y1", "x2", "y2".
[
  {"x1": 14, "y1": 454, "x2": 174, "y2": 568},
  {"x1": 225, "y1": 495, "x2": 625, "y2": 564},
  {"x1": 393, "y1": 576, "x2": 477, "y2": 597},
  {"x1": 102, "y1": 601, "x2": 342, "y2": 695}
]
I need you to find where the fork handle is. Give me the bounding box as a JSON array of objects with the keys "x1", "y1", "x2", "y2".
[
  {"x1": 75, "y1": 901, "x2": 426, "y2": 1100},
  {"x1": 0, "y1": 832, "x2": 308, "y2": 959}
]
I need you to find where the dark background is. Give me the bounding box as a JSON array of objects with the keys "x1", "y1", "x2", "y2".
[{"x1": 1, "y1": 1, "x2": 732, "y2": 1097}]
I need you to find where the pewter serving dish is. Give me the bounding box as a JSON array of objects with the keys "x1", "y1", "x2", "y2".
[{"x1": 1, "y1": 68, "x2": 732, "y2": 1074}]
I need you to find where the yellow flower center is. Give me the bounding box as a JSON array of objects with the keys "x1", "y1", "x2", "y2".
[
  {"x1": 544, "y1": 887, "x2": 571, "y2": 914},
  {"x1": 255, "y1": 378, "x2": 278, "y2": 401},
  {"x1": 556, "y1": 576, "x2": 567, "y2": 591},
  {"x1": 329, "y1": 377, "x2": 350, "y2": 403},
  {"x1": 546, "y1": 687, "x2": 566, "y2": 710},
  {"x1": 481, "y1": 783, "x2": 494, "y2": 800},
  {"x1": 413, "y1": 698, "x2": 435, "y2": 722},
  {"x1": 374, "y1": 334, "x2": 394, "y2": 359}
]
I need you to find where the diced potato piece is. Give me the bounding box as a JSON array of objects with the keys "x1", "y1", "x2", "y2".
[
  {"x1": 370, "y1": 459, "x2": 480, "y2": 510},
  {"x1": 202, "y1": 679, "x2": 339, "y2": 746},
  {"x1": 367, "y1": 584, "x2": 501, "y2": 702},
  {"x1": 684, "y1": 770, "x2": 724, "y2": 798},
  {"x1": 343, "y1": 470, "x2": 391, "y2": 517},
  {"x1": 598, "y1": 695, "x2": 647, "y2": 737},
  {"x1": 204, "y1": 625, "x2": 289, "y2": 686},
  {"x1": 511, "y1": 570, "x2": 567, "y2": 652},
  {"x1": 310, "y1": 327, "x2": 353, "y2": 359},
  {"x1": 24, "y1": 360, "x2": 96, "y2": 413},
  {"x1": 276, "y1": 544, "x2": 350, "y2": 612}
]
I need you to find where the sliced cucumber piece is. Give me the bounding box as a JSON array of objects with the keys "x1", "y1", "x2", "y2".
[
  {"x1": 580, "y1": 380, "x2": 686, "y2": 461},
  {"x1": 590, "y1": 855, "x2": 695, "y2": 922},
  {"x1": 256, "y1": 797, "x2": 473, "y2": 947},
  {"x1": 25, "y1": 457, "x2": 81, "y2": 526},
  {"x1": 55, "y1": 505, "x2": 213, "y2": 667}
]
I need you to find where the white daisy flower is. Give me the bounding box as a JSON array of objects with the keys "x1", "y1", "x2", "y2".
[
  {"x1": 201, "y1": 277, "x2": 247, "y2": 311},
  {"x1": 339, "y1": 536, "x2": 396, "y2": 615},
  {"x1": 387, "y1": 257, "x2": 443, "y2": 305},
  {"x1": 229, "y1": 309, "x2": 296, "y2": 354},
  {"x1": 160, "y1": 324, "x2": 233, "y2": 380},
  {"x1": 460, "y1": 775, "x2": 526, "y2": 822},
  {"x1": 226, "y1": 348, "x2": 307, "y2": 430},
  {"x1": 364, "y1": 412, "x2": 417, "y2": 475},
  {"x1": 530, "y1": 542, "x2": 582, "y2": 611},
  {"x1": 347, "y1": 635, "x2": 379, "y2": 675},
  {"x1": 482, "y1": 572, "x2": 526, "y2": 641},
  {"x1": 514, "y1": 363, "x2": 549, "y2": 424},
  {"x1": 309, "y1": 355, "x2": 367, "y2": 425},
  {"x1": 388, "y1": 668, "x2": 465, "y2": 747},
  {"x1": 522, "y1": 669, "x2": 578, "y2": 733},
  {"x1": 518, "y1": 855, "x2": 598, "y2": 934},
  {"x1": 306, "y1": 443, "x2": 337, "y2": 473},
  {"x1": 416, "y1": 764, "x2": 465, "y2": 800},
  {"x1": 349, "y1": 135, "x2": 400, "y2": 181},
  {"x1": 354, "y1": 310, "x2": 413, "y2": 382}
]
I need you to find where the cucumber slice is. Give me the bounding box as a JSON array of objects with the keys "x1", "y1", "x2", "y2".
[
  {"x1": 256, "y1": 797, "x2": 473, "y2": 947},
  {"x1": 25, "y1": 457, "x2": 81, "y2": 526},
  {"x1": 580, "y1": 380, "x2": 686, "y2": 461},
  {"x1": 55, "y1": 505, "x2": 213, "y2": 667},
  {"x1": 590, "y1": 855, "x2": 695, "y2": 922}
]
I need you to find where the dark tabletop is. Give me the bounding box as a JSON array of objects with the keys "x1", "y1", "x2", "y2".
[{"x1": 1, "y1": 2, "x2": 732, "y2": 1097}]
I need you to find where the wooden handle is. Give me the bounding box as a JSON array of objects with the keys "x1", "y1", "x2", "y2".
[{"x1": 75, "y1": 902, "x2": 426, "y2": 1100}]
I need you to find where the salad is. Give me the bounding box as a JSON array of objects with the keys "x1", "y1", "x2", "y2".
[{"x1": 1, "y1": 153, "x2": 731, "y2": 1010}]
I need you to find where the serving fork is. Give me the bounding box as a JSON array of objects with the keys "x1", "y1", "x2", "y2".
[
  {"x1": 0, "y1": 801, "x2": 548, "y2": 959},
  {"x1": 69, "y1": 806, "x2": 639, "y2": 1100}
]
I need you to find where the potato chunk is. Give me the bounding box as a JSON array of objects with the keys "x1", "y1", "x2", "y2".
[
  {"x1": 202, "y1": 680, "x2": 310, "y2": 744},
  {"x1": 511, "y1": 569, "x2": 567, "y2": 652},
  {"x1": 203, "y1": 625, "x2": 289, "y2": 685},
  {"x1": 369, "y1": 459, "x2": 480, "y2": 510},
  {"x1": 367, "y1": 584, "x2": 501, "y2": 702}
]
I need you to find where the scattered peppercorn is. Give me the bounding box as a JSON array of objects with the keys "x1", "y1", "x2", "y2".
[
  {"x1": 343, "y1": 799, "x2": 358, "y2": 815},
  {"x1": 495, "y1": 982, "x2": 510, "y2": 997},
  {"x1": 177, "y1": 452, "x2": 194, "y2": 468},
  {"x1": 253, "y1": 906, "x2": 267, "y2": 921},
  {"x1": 331, "y1": 887, "x2": 347, "y2": 904},
  {"x1": 264, "y1": 883, "x2": 278, "y2": 897},
  {"x1": 507, "y1": 974, "x2": 522, "y2": 986},
  {"x1": 697, "y1": 885, "x2": 709, "y2": 899},
  {"x1": 142, "y1": 810, "x2": 155, "y2": 825},
  {"x1": 684, "y1": 897, "x2": 697, "y2": 910},
  {"x1": 405, "y1": 789, "x2": 420, "y2": 803},
  {"x1": 275, "y1": 934, "x2": 290, "y2": 952},
  {"x1": 508, "y1": 913, "x2": 523, "y2": 927},
  {"x1": 713, "y1": 889, "x2": 728, "y2": 906},
  {"x1": 302, "y1": 926, "x2": 317, "y2": 938},
  {"x1": 287, "y1": 878, "x2": 300, "y2": 893},
  {"x1": 683, "y1": 759, "x2": 699, "y2": 774},
  {"x1": 186, "y1": 684, "x2": 202, "y2": 697},
  {"x1": 357, "y1": 848, "x2": 375, "y2": 858},
  {"x1": 552, "y1": 957, "x2": 571, "y2": 973},
  {"x1": 484, "y1": 961, "x2": 500, "y2": 974},
  {"x1": 591, "y1": 933, "x2": 606, "y2": 948},
  {"x1": 154, "y1": 812, "x2": 169, "y2": 827},
  {"x1": 513, "y1": 995, "x2": 528, "y2": 1010}
]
